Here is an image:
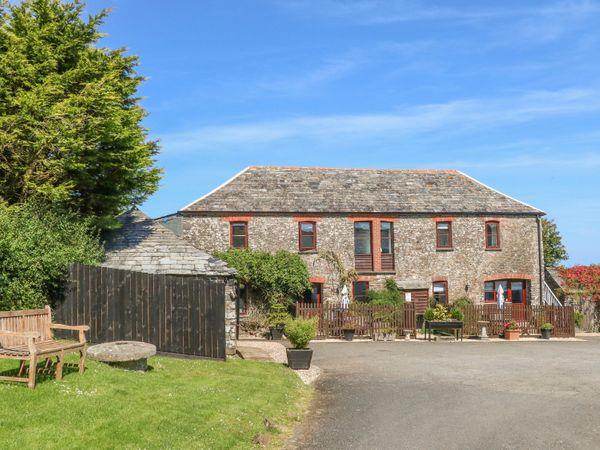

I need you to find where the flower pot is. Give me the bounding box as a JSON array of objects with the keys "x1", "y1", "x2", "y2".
[
  {"x1": 504, "y1": 329, "x2": 520, "y2": 341},
  {"x1": 384, "y1": 332, "x2": 397, "y2": 342},
  {"x1": 541, "y1": 329, "x2": 552, "y2": 339},
  {"x1": 342, "y1": 329, "x2": 355, "y2": 341},
  {"x1": 270, "y1": 326, "x2": 284, "y2": 340},
  {"x1": 286, "y1": 348, "x2": 313, "y2": 370}
]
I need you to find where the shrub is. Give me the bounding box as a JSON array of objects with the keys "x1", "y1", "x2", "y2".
[
  {"x1": 450, "y1": 307, "x2": 464, "y2": 321},
  {"x1": 215, "y1": 249, "x2": 310, "y2": 305},
  {"x1": 540, "y1": 323, "x2": 554, "y2": 331},
  {"x1": 267, "y1": 302, "x2": 291, "y2": 328},
  {"x1": 574, "y1": 310, "x2": 584, "y2": 329},
  {"x1": 366, "y1": 278, "x2": 405, "y2": 305},
  {"x1": 452, "y1": 297, "x2": 472, "y2": 308},
  {"x1": 424, "y1": 304, "x2": 451, "y2": 321},
  {"x1": 284, "y1": 318, "x2": 317, "y2": 349},
  {"x1": 239, "y1": 306, "x2": 268, "y2": 335},
  {"x1": 0, "y1": 202, "x2": 103, "y2": 310}
]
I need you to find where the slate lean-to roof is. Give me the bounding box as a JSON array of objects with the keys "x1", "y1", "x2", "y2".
[
  {"x1": 102, "y1": 209, "x2": 235, "y2": 276},
  {"x1": 181, "y1": 166, "x2": 543, "y2": 215}
]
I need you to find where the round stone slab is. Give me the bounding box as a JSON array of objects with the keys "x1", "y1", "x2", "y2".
[{"x1": 87, "y1": 341, "x2": 156, "y2": 371}]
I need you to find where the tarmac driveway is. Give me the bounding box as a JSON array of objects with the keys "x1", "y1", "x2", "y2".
[{"x1": 289, "y1": 338, "x2": 600, "y2": 450}]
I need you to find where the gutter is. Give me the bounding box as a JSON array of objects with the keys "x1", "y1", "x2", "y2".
[{"x1": 536, "y1": 216, "x2": 545, "y2": 305}]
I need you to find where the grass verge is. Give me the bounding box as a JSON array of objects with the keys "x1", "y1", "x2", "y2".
[{"x1": 0, "y1": 355, "x2": 311, "y2": 449}]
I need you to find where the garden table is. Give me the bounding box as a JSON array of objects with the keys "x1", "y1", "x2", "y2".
[{"x1": 425, "y1": 320, "x2": 463, "y2": 341}]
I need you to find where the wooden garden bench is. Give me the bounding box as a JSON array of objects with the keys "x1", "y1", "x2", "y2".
[{"x1": 0, "y1": 306, "x2": 89, "y2": 389}]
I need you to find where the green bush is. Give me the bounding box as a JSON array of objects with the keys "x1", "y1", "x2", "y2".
[
  {"x1": 0, "y1": 202, "x2": 103, "y2": 310},
  {"x1": 267, "y1": 301, "x2": 291, "y2": 327},
  {"x1": 284, "y1": 318, "x2": 317, "y2": 349},
  {"x1": 452, "y1": 296, "x2": 472, "y2": 307},
  {"x1": 575, "y1": 311, "x2": 584, "y2": 329},
  {"x1": 424, "y1": 304, "x2": 452, "y2": 321},
  {"x1": 450, "y1": 307, "x2": 464, "y2": 321},
  {"x1": 540, "y1": 322, "x2": 554, "y2": 331},
  {"x1": 215, "y1": 249, "x2": 310, "y2": 305},
  {"x1": 366, "y1": 278, "x2": 405, "y2": 305}
]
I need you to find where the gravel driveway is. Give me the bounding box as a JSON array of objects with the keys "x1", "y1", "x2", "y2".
[{"x1": 288, "y1": 338, "x2": 600, "y2": 450}]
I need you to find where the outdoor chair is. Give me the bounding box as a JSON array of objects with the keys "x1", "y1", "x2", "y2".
[{"x1": 0, "y1": 306, "x2": 89, "y2": 389}]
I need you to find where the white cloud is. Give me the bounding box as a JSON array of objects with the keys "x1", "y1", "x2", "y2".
[{"x1": 160, "y1": 87, "x2": 600, "y2": 153}]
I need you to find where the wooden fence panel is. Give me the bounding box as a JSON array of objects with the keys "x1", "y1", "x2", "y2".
[
  {"x1": 296, "y1": 302, "x2": 574, "y2": 338},
  {"x1": 458, "y1": 304, "x2": 575, "y2": 337},
  {"x1": 295, "y1": 302, "x2": 417, "y2": 338},
  {"x1": 54, "y1": 264, "x2": 227, "y2": 359}
]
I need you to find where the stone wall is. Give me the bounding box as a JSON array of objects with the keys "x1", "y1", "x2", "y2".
[
  {"x1": 224, "y1": 278, "x2": 238, "y2": 355},
  {"x1": 182, "y1": 213, "x2": 542, "y2": 305}
]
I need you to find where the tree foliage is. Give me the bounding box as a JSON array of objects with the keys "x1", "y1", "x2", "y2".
[
  {"x1": 560, "y1": 265, "x2": 600, "y2": 301},
  {"x1": 542, "y1": 218, "x2": 568, "y2": 266},
  {"x1": 0, "y1": 201, "x2": 103, "y2": 310},
  {"x1": 214, "y1": 249, "x2": 311, "y2": 305},
  {"x1": 366, "y1": 278, "x2": 405, "y2": 305},
  {"x1": 0, "y1": 0, "x2": 161, "y2": 227}
]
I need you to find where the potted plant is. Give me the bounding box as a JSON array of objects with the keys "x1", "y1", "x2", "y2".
[
  {"x1": 504, "y1": 321, "x2": 520, "y2": 341},
  {"x1": 267, "y1": 302, "x2": 291, "y2": 340},
  {"x1": 373, "y1": 310, "x2": 396, "y2": 341},
  {"x1": 342, "y1": 321, "x2": 356, "y2": 341},
  {"x1": 284, "y1": 318, "x2": 317, "y2": 370},
  {"x1": 540, "y1": 323, "x2": 554, "y2": 339}
]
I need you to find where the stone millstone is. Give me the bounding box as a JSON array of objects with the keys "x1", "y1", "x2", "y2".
[{"x1": 87, "y1": 341, "x2": 156, "y2": 371}]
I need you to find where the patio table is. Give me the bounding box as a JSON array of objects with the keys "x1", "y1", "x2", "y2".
[{"x1": 425, "y1": 320, "x2": 463, "y2": 341}]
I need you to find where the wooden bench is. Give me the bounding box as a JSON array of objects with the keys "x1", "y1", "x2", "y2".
[{"x1": 0, "y1": 306, "x2": 89, "y2": 389}]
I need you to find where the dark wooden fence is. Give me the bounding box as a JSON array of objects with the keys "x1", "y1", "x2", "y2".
[
  {"x1": 296, "y1": 302, "x2": 417, "y2": 338},
  {"x1": 54, "y1": 264, "x2": 227, "y2": 359},
  {"x1": 459, "y1": 304, "x2": 575, "y2": 337},
  {"x1": 296, "y1": 302, "x2": 575, "y2": 338}
]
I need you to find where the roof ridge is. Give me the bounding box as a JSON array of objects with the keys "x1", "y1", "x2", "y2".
[{"x1": 247, "y1": 165, "x2": 459, "y2": 173}]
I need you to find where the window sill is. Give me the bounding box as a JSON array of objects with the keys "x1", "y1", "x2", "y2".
[
  {"x1": 436, "y1": 248, "x2": 454, "y2": 252},
  {"x1": 485, "y1": 247, "x2": 502, "y2": 251},
  {"x1": 356, "y1": 271, "x2": 396, "y2": 275},
  {"x1": 298, "y1": 250, "x2": 318, "y2": 255}
]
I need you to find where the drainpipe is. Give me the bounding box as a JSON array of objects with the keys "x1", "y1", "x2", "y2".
[{"x1": 536, "y1": 215, "x2": 545, "y2": 306}]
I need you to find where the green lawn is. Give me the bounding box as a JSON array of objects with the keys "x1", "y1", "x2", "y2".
[{"x1": 0, "y1": 355, "x2": 311, "y2": 449}]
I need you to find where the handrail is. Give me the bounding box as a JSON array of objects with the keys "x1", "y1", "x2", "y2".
[{"x1": 543, "y1": 281, "x2": 562, "y2": 307}]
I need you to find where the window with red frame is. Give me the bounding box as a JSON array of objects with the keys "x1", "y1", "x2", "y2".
[
  {"x1": 436, "y1": 221, "x2": 452, "y2": 249},
  {"x1": 485, "y1": 221, "x2": 500, "y2": 249},
  {"x1": 484, "y1": 280, "x2": 528, "y2": 304},
  {"x1": 298, "y1": 221, "x2": 317, "y2": 251},
  {"x1": 230, "y1": 222, "x2": 248, "y2": 248},
  {"x1": 353, "y1": 281, "x2": 369, "y2": 302}
]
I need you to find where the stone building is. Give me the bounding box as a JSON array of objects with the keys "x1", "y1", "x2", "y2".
[
  {"x1": 176, "y1": 166, "x2": 545, "y2": 309},
  {"x1": 103, "y1": 209, "x2": 238, "y2": 354}
]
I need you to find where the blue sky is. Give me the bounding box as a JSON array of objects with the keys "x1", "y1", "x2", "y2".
[{"x1": 86, "y1": 0, "x2": 600, "y2": 265}]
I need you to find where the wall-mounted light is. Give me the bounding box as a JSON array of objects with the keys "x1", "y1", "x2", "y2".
[{"x1": 465, "y1": 283, "x2": 470, "y2": 292}]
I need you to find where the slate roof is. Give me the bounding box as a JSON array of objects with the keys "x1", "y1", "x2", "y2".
[
  {"x1": 181, "y1": 166, "x2": 543, "y2": 215},
  {"x1": 102, "y1": 209, "x2": 235, "y2": 276}
]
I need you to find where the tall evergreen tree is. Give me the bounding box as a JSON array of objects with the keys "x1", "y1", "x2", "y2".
[
  {"x1": 542, "y1": 218, "x2": 568, "y2": 266},
  {"x1": 0, "y1": 0, "x2": 161, "y2": 227}
]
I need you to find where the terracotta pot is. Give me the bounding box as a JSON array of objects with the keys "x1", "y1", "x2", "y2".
[{"x1": 504, "y1": 329, "x2": 520, "y2": 341}]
